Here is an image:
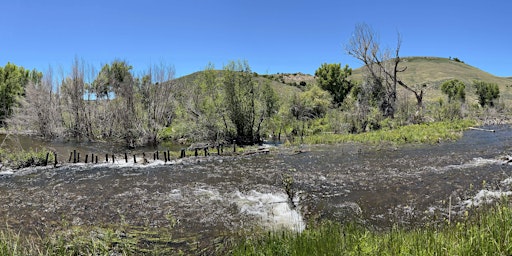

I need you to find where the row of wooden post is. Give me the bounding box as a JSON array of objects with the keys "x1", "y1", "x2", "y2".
[{"x1": 44, "y1": 142, "x2": 235, "y2": 167}]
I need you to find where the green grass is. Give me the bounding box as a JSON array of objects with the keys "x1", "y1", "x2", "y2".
[
  {"x1": 0, "y1": 147, "x2": 55, "y2": 169},
  {"x1": 1, "y1": 200, "x2": 511, "y2": 255},
  {"x1": 303, "y1": 119, "x2": 476, "y2": 145},
  {"x1": 0, "y1": 223, "x2": 196, "y2": 255},
  {"x1": 228, "y1": 201, "x2": 512, "y2": 256}
]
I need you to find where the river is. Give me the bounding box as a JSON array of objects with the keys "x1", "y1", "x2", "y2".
[{"x1": 0, "y1": 125, "x2": 512, "y2": 252}]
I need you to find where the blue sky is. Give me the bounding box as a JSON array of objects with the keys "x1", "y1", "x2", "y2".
[{"x1": 1, "y1": 0, "x2": 511, "y2": 78}]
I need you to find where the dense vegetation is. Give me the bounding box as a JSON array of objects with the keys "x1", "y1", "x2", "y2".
[{"x1": 0, "y1": 55, "x2": 508, "y2": 149}]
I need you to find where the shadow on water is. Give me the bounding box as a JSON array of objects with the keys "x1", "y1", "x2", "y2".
[{"x1": 1, "y1": 125, "x2": 512, "y2": 250}]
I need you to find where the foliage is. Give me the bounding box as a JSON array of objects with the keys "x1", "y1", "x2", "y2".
[
  {"x1": 441, "y1": 79, "x2": 466, "y2": 103},
  {"x1": 222, "y1": 60, "x2": 260, "y2": 144},
  {"x1": 0, "y1": 63, "x2": 41, "y2": 126},
  {"x1": 0, "y1": 147, "x2": 54, "y2": 169},
  {"x1": 315, "y1": 63, "x2": 353, "y2": 105},
  {"x1": 290, "y1": 85, "x2": 332, "y2": 121},
  {"x1": 473, "y1": 80, "x2": 500, "y2": 107},
  {"x1": 229, "y1": 201, "x2": 512, "y2": 256},
  {"x1": 303, "y1": 119, "x2": 475, "y2": 145}
]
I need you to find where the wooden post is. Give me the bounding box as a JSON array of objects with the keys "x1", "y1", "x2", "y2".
[
  {"x1": 85, "y1": 154, "x2": 89, "y2": 164},
  {"x1": 233, "y1": 140, "x2": 236, "y2": 153},
  {"x1": 91, "y1": 153, "x2": 94, "y2": 163},
  {"x1": 217, "y1": 145, "x2": 220, "y2": 155},
  {"x1": 195, "y1": 148, "x2": 198, "y2": 157},
  {"x1": 54, "y1": 152, "x2": 57, "y2": 168},
  {"x1": 133, "y1": 154, "x2": 137, "y2": 163},
  {"x1": 156, "y1": 151, "x2": 159, "y2": 160},
  {"x1": 164, "y1": 151, "x2": 167, "y2": 163},
  {"x1": 167, "y1": 150, "x2": 170, "y2": 159},
  {"x1": 68, "y1": 152, "x2": 73, "y2": 162},
  {"x1": 105, "y1": 154, "x2": 108, "y2": 163},
  {"x1": 77, "y1": 153, "x2": 80, "y2": 163},
  {"x1": 95, "y1": 155, "x2": 98, "y2": 164},
  {"x1": 153, "y1": 152, "x2": 156, "y2": 161},
  {"x1": 45, "y1": 152, "x2": 49, "y2": 166},
  {"x1": 112, "y1": 154, "x2": 115, "y2": 163},
  {"x1": 73, "y1": 150, "x2": 77, "y2": 163},
  {"x1": 204, "y1": 147, "x2": 208, "y2": 156},
  {"x1": 125, "y1": 153, "x2": 128, "y2": 163}
]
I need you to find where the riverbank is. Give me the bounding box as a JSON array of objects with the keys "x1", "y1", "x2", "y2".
[
  {"x1": 228, "y1": 200, "x2": 512, "y2": 255},
  {"x1": 302, "y1": 119, "x2": 476, "y2": 145},
  {"x1": 1, "y1": 199, "x2": 511, "y2": 255}
]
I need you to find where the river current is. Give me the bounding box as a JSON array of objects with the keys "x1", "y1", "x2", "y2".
[{"x1": 1, "y1": 125, "x2": 512, "y2": 251}]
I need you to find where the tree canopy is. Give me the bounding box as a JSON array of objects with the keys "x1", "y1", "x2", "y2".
[
  {"x1": 314, "y1": 63, "x2": 353, "y2": 106},
  {"x1": 0, "y1": 63, "x2": 41, "y2": 125},
  {"x1": 441, "y1": 79, "x2": 466, "y2": 103},
  {"x1": 473, "y1": 80, "x2": 500, "y2": 107}
]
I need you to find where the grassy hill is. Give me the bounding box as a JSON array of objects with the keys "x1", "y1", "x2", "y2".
[
  {"x1": 175, "y1": 57, "x2": 512, "y2": 107},
  {"x1": 350, "y1": 56, "x2": 512, "y2": 104},
  {"x1": 175, "y1": 70, "x2": 304, "y2": 101}
]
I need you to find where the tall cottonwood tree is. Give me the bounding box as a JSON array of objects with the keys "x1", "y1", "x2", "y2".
[
  {"x1": 94, "y1": 60, "x2": 137, "y2": 146},
  {"x1": 347, "y1": 23, "x2": 424, "y2": 118},
  {"x1": 139, "y1": 63, "x2": 176, "y2": 145},
  {"x1": 193, "y1": 63, "x2": 227, "y2": 141},
  {"x1": 223, "y1": 60, "x2": 259, "y2": 144},
  {"x1": 221, "y1": 60, "x2": 279, "y2": 144}
]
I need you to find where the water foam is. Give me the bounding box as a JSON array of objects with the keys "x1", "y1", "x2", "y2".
[
  {"x1": 232, "y1": 190, "x2": 305, "y2": 232},
  {"x1": 439, "y1": 157, "x2": 501, "y2": 172},
  {"x1": 463, "y1": 189, "x2": 512, "y2": 208}
]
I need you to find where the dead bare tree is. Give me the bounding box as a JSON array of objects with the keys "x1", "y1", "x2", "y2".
[
  {"x1": 8, "y1": 67, "x2": 62, "y2": 138},
  {"x1": 347, "y1": 23, "x2": 424, "y2": 119},
  {"x1": 60, "y1": 57, "x2": 89, "y2": 139}
]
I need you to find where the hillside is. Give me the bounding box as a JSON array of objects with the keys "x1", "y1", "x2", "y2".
[
  {"x1": 175, "y1": 70, "x2": 304, "y2": 101},
  {"x1": 175, "y1": 57, "x2": 512, "y2": 106},
  {"x1": 350, "y1": 57, "x2": 512, "y2": 103}
]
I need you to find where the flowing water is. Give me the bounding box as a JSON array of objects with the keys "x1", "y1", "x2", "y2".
[{"x1": 1, "y1": 125, "x2": 512, "y2": 251}]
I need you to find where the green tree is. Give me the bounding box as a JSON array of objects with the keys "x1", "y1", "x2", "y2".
[
  {"x1": 314, "y1": 63, "x2": 353, "y2": 105},
  {"x1": 93, "y1": 60, "x2": 137, "y2": 145},
  {"x1": 473, "y1": 81, "x2": 500, "y2": 107},
  {"x1": 256, "y1": 80, "x2": 280, "y2": 138},
  {"x1": 440, "y1": 79, "x2": 466, "y2": 103},
  {"x1": 290, "y1": 85, "x2": 331, "y2": 121},
  {"x1": 0, "y1": 63, "x2": 37, "y2": 125},
  {"x1": 222, "y1": 60, "x2": 258, "y2": 144},
  {"x1": 195, "y1": 63, "x2": 227, "y2": 141}
]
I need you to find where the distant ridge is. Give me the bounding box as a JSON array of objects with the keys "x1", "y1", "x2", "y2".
[{"x1": 350, "y1": 56, "x2": 512, "y2": 103}]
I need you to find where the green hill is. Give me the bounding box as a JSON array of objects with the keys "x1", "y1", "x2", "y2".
[
  {"x1": 175, "y1": 70, "x2": 304, "y2": 101},
  {"x1": 350, "y1": 56, "x2": 512, "y2": 104}
]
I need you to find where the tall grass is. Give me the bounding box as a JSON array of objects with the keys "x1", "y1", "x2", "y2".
[
  {"x1": 303, "y1": 119, "x2": 476, "y2": 145},
  {"x1": 228, "y1": 201, "x2": 512, "y2": 256}
]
